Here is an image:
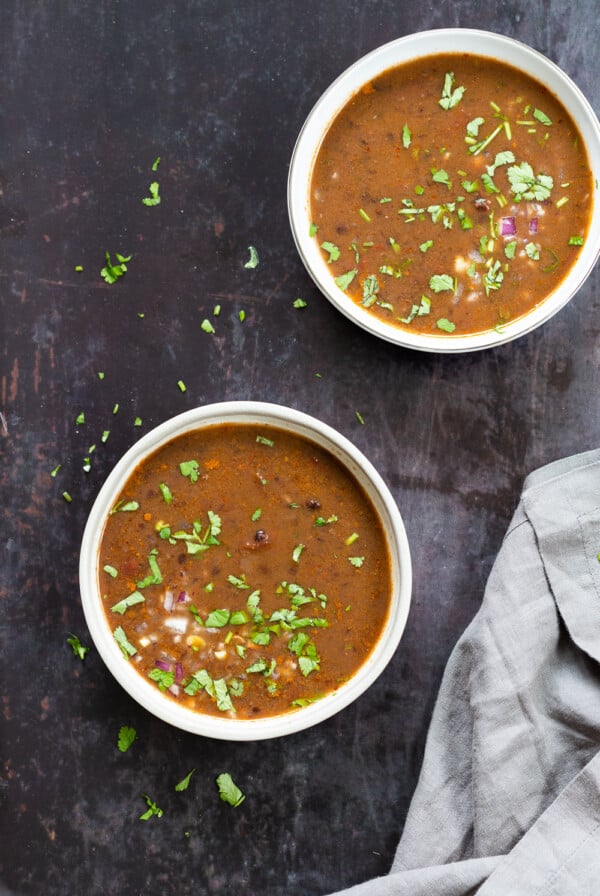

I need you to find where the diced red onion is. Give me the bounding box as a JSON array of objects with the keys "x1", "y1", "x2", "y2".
[
  {"x1": 155, "y1": 659, "x2": 171, "y2": 672},
  {"x1": 168, "y1": 683, "x2": 180, "y2": 697},
  {"x1": 175, "y1": 662, "x2": 183, "y2": 683},
  {"x1": 529, "y1": 217, "x2": 538, "y2": 234},
  {"x1": 177, "y1": 591, "x2": 189, "y2": 603},
  {"x1": 500, "y1": 216, "x2": 516, "y2": 236},
  {"x1": 164, "y1": 590, "x2": 174, "y2": 612}
]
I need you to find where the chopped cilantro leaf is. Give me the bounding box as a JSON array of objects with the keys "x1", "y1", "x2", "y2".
[
  {"x1": 180, "y1": 460, "x2": 200, "y2": 482},
  {"x1": 320, "y1": 241, "x2": 340, "y2": 262},
  {"x1": 348, "y1": 556, "x2": 365, "y2": 568},
  {"x1": 117, "y1": 725, "x2": 136, "y2": 753},
  {"x1": 439, "y1": 72, "x2": 465, "y2": 110},
  {"x1": 355, "y1": 411, "x2": 365, "y2": 425},
  {"x1": 67, "y1": 633, "x2": 89, "y2": 660},
  {"x1": 256, "y1": 435, "x2": 274, "y2": 447},
  {"x1": 148, "y1": 667, "x2": 175, "y2": 691},
  {"x1": 142, "y1": 181, "x2": 161, "y2": 206},
  {"x1": 139, "y1": 794, "x2": 163, "y2": 821},
  {"x1": 335, "y1": 269, "x2": 357, "y2": 291},
  {"x1": 216, "y1": 773, "x2": 245, "y2": 807},
  {"x1": 436, "y1": 318, "x2": 456, "y2": 333},
  {"x1": 507, "y1": 162, "x2": 553, "y2": 201},
  {"x1": 175, "y1": 768, "x2": 195, "y2": 792},
  {"x1": 113, "y1": 626, "x2": 137, "y2": 658},
  {"x1": 151, "y1": 156, "x2": 161, "y2": 171},
  {"x1": 111, "y1": 591, "x2": 145, "y2": 615},
  {"x1": 429, "y1": 274, "x2": 454, "y2": 293},
  {"x1": 201, "y1": 319, "x2": 215, "y2": 334},
  {"x1": 101, "y1": 251, "x2": 132, "y2": 284},
  {"x1": 244, "y1": 246, "x2": 259, "y2": 269},
  {"x1": 292, "y1": 544, "x2": 305, "y2": 563},
  {"x1": 533, "y1": 108, "x2": 552, "y2": 126},
  {"x1": 293, "y1": 297, "x2": 307, "y2": 309},
  {"x1": 402, "y1": 123, "x2": 411, "y2": 148},
  {"x1": 569, "y1": 235, "x2": 584, "y2": 246}
]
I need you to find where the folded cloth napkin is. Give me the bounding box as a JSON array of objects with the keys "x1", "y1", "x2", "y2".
[{"x1": 330, "y1": 449, "x2": 600, "y2": 896}]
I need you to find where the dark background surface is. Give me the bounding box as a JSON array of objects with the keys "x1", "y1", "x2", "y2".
[{"x1": 1, "y1": 2, "x2": 599, "y2": 894}]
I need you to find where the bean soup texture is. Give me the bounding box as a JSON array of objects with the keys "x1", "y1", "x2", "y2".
[
  {"x1": 98, "y1": 424, "x2": 392, "y2": 719},
  {"x1": 310, "y1": 53, "x2": 593, "y2": 335}
]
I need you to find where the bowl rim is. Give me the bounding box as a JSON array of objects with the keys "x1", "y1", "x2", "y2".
[
  {"x1": 79, "y1": 401, "x2": 412, "y2": 740},
  {"x1": 288, "y1": 27, "x2": 600, "y2": 353}
]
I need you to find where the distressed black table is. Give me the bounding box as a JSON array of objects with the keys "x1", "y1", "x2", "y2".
[{"x1": 2, "y1": 3, "x2": 599, "y2": 894}]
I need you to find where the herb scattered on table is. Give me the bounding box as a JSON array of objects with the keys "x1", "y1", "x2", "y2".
[
  {"x1": 216, "y1": 773, "x2": 245, "y2": 807},
  {"x1": 174, "y1": 768, "x2": 196, "y2": 792},
  {"x1": 117, "y1": 725, "x2": 137, "y2": 752},
  {"x1": 139, "y1": 793, "x2": 163, "y2": 821},
  {"x1": 67, "y1": 633, "x2": 89, "y2": 660},
  {"x1": 244, "y1": 246, "x2": 259, "y2": 269},
  {"x1": 101, "y1": 251, "x2": 132, "y2": 284}
]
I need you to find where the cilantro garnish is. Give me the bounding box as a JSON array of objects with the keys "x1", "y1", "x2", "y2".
[
  {"x1": 103, "y1": 564, "x2": 118, "y2": 578},
  {"x1": 244, "y1": 246, "x2": 259, "y2": 269},
  {"x1": 113, "y1": 626, "x2": 137, "y2": 658},
  {"x1": 293, "y1": 297, "x2": 307, "y2": 309},
  {"x1": 320, "y1": 241, "x2": 340, "y2": 262},
  {"x1": 348, "y1": 556, "x2": 364, "y2": 568},
  {"x1": 362, "y1": 274, "x2": 379, "y2": 307},
  {"x1": 151, "y1": 156, "x2": 161, "y2": 171},
  {"x1": 179, "y1": 460, "x2": 200, "y2": 482},
  {"x1": 148, "y1": 667, "x2": 175, "y2": 691},
  {"x1": 438, "y1": 72, "x2": 465, "y2": 110},
  {"x1": 525, "y1": 242, "x2": 540, "y2": 260},
  {"x1": 216, "y1": 773, "x2": 245, "y2": 807},
  {"x1": 159, "y1": 482, "x2": 173, "y2": 504},
  {"x1": 402, "y1": 123, "x2": 411, "y2": 148},
  {"x1": 432, "y1": 168, "x2": 451, "y2": 188},
  {"x1": 117, "y1": 725, "x2": 137, "y2": 753},
  {"x1": 429, "y1": 274, "x2": 454, "y2": 293},
  {"x1": 483, "y1": 260, "x2": 504, "y2": 296},
  {"x1": 67, "y1": 633, "x2": 89, "y2": 661},
  {"x1": 292, "y1": 544, "x2": 305, "y2": 563},
  {"x1": 507, "y1": 162, "x2": 553, "y2": 201},
  {"x1": 111, "y1": 591, "x2": 145, "y2": 615},
  {"x1": 355, "y1": 411, "x2": 365, "y2": 425},
  {"x1": 201, "y1": 319, "x2": 215, "y2": 334},
  {"x1": 139, "y1": 794, "x2": 163, "y2": 821},
  {"x1": 436, "y1": 318, "x2": 456, "y2": 333},
  {"x1": 533, "y1": 108, "x2": 552, "y2": 126},
  {"x1": 142, "y1": 181, "x2": 161, "y2": 206},
  {"x1": 569, "y1": 235, "x2": 584, "y2": 246},
  {"x1": 256, "y1": 435, "x2": 274, "y2": 447},
  {"x1": 76, "y1": 412, "x2": 85, "y2": 425},
  {"x1": 335, "y1": 269, "x2": 357, "y2": 290},
  {"x1": 175, "y1": 769, "x2": 196, "y2": 792},
  {"x1": 101, "y1": 251, "x2": 132, "y2": 284}
]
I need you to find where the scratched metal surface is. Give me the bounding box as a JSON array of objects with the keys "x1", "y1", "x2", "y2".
[{"x1": 1, "y1": 2, "x2": 599, "y2": 894}]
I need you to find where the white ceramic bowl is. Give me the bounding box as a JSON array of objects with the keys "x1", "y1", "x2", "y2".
[
  {"x1": 79, "y1": 402, "x2": 412, "y2": 740},
  {"x1": 288, "y1": 29, "x2": 600, "y2": 352}
]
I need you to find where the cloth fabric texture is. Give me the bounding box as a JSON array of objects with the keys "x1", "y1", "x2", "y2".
[{"x1": 331, "y1": 448, "x2": 600, "y2": 896}]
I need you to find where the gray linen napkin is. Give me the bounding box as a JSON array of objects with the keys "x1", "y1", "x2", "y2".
[{"x1": 330, "y1": 449, "x2": 600, "y2": 896}]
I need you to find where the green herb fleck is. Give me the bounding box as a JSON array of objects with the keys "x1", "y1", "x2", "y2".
[
  {"x1": 177, "y1": 380, "x2": 187, "y2": 392},
  {"x1": 175, "y1": 769, "x2": 196, "y2": 792},
  {"x1": 142, "y1": 181, "x2": 161, "y2": 206},
  {"x1": 419, "y1": 240, "x2": 434, "y2": 253},
  {"x1": 111, "y1": 591, "x2": 145, "y2": 615},
  {"x1": 159, "y1": 482, "x2": 173, "y2": 504},
  {"x1": 148, "y1": 667, "x2": 175, "y2": 691},
  {"x1": 67, "y1": 633, "x2": 89, "y2": 660},
  {"x1": 293, "y1": 297, "x2": 307, "y2": 309},
  {"x1": 355, "y1": 411, "x2": 365, "y2": 425},
  {"x1": 569, "y1": 235, "x2": 584, "y2": 246},
  {"x1": 348, "y1": 556, "x2": 365, "y2": 568},
  {"x1": 321, "y1": 241, "x2": 340, "y2": 263},
  {"x1": 216, "y1": 773, "x2": 245, "y2": 807},
  {"x1": 335, "y1": 269, "x2": 358, "y2": 291},
  {"x1": 436, "y1": 318, "x2": 456, "y2": 333},
  {"x1": 201, "y1": 319, "x2": 215, "y2": 334},
  {"x1": 439, "y1": 72, "x2": 465, "y2": 110},
  {"x1": 139, "y1": 794, "x2": 163, "y2": 821},
  {"x1": 113, "y1": 626, "x2": 137, "y2": 658},
  {"x1": 429, "y1": 274, "x2": 454, "y2": 293},
  {"x1": 117, "y1": 725, "x2": 136, "y2": 753},
  {"x1": 402, "y1": 123, "x2": 411, "y2": 148},
  {"x1": 103, "y1": 564, "x2": 118, "y2": 578},
  {"x1": 101, "y1": 251, "x2": 132, "y2": 284},
  {"x1": 533, "y1": 108, "x2": 552, "y2": 126},
  {"x1": 292, "y1": 544, "x2": 305, "y2": 563},
  {"x1": 151, "y1": 156, "x2": 161, "y2": 171},
  {"x1": 244, "y1": 246, "x2": 259, "y2": 269},
  {"x1": 256, "y1": 435, "x2": 274, "y2": 447}
]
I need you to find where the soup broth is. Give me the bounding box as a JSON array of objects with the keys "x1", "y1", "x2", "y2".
[
  {"x1": 98, "y1": 424, "x2": 392, "y2": 719},
  {"x1": 310, "y1": 53, "x2": 593, "y2": 335}
]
